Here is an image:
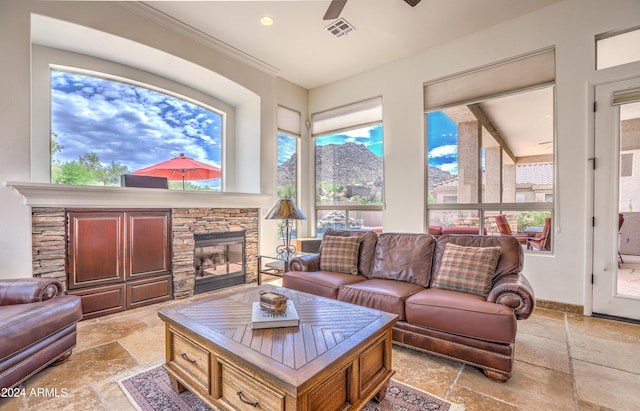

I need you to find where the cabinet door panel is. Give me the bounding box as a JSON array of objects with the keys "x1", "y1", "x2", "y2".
[
  {"x1": 127, "y1": 275, "x2": 173, "y2": 309},
  {"x1": 126, "y1": 211, "x2": 171, "y2": 280},
  {"x1": 67, "y1": 212, "x2": 124, "y2": 289},
  {"x1": 68, "y1": 283, "x2": 126, "y2": 319}
]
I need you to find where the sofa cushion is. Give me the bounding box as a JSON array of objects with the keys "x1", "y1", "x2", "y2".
[
  {"x1": 432, "y1": 243, "x2": 501, "y2": 297},
  {"x1": 370, "y1": 233, "x2": 436, "y2": 286},
  {"x1": 282, "y1": 270, "x2": 367, "y2": 300},
  {"x1": 433, "y1": 235, "x2": 523, "y2": 281},
  {"x1": 405, "y1": 288, "x2": 517, "y2": 344},
  {"x1": 337, "y1": 279, "x2": 425, "y2": 321},
  {"x1": 320, "y1": 235, "x2": 361, "y2": 275},
  {"x1": 322, "y1": 229, "x2": 378, "y2": 277}
]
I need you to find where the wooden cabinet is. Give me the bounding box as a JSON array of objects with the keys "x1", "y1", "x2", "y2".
[{"x1": 66, "y1": 209, "x2": 172, "y2": 319}]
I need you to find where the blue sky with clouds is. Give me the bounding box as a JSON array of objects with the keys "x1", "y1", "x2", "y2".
[
  {"x1": 51, "y1": 71, "x2": 222, "y2": 184},
  {"x1": 427, "y1": 111, "x2": 458, "y2": 175},
  {"x1": 277, "y1": 132, "x2": 297, "y2": 164},
  {"x1": 315, "y1": 124, "x2": 383, "y2": 156}
]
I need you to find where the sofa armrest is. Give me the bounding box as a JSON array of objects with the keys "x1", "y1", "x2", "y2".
[
  {"x1": 289, "y1": 253, "x2": 321, "y2": 272},
  {"x1": 0, "y1": 278, "x2": 64, "y2": 306},
  {"x1": 487, "y1": 274, "x2": 535, "y2": 320}
]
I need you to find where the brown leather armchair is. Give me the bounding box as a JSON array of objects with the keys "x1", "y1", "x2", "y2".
[{"x1": 0, "y1": 278, "x2": 82, "y2": 389}]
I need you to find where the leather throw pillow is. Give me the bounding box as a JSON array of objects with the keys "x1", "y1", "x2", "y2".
[
  {"x1": 432, "y1": 243, "x2": 501, "y2": 297},
  {"x1": 320, "y1": 235, "x2": 361, "y2": 275}
]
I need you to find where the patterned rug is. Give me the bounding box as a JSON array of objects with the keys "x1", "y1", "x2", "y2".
[{"x1": 119, "y1": 365, "x2": 464, "y2": 411}]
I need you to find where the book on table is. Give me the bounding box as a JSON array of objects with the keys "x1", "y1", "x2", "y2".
[{"x1": 251, "y1": 300, "x2": 299, "y2": 329}]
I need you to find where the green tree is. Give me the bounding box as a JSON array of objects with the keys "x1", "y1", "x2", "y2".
[
  {"x1": 78, "y1": 153, "x2": 105, "y2": 182},
  {"x1": 277, "y1": 184, "x2": 296, "y2": 199},
  {"x1": 51, "y1": 133, "x2": 63, "y2": 160},
  {"x1": 103, "y1": 161, "x2": 129, "y2": 186},
  {"x1": 517, "y1": 211, "x2": 550, "y2": 232},
  {"x1": 54, "y1": 162, "x2": 96, "y2": 185}
]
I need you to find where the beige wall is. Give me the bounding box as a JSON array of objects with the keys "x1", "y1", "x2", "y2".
[{"x1": 308, "y1": 0, "x2": 640, "y2": 307}]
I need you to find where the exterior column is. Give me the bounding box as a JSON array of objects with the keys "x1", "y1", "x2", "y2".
[
  {"x1": 485, "y1": 146, "x2": 502, "y2": 203},
  {"x1": 503, "y1": 163, "x2": 516, "y2": 203},
  {"x1": 457, "y1": 121, "x2": 480, "y2": 203}
]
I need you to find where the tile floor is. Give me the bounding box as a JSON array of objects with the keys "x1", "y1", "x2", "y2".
[
  {"x1": 618, "y1": 254, "x2": 640, "y2": 296},
  {"x1": 2, "y1": 279, "x2": 640, "y2": 411}
]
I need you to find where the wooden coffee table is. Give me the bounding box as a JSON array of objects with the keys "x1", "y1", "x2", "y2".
[{"x1": 158, "y1": 285, "x2": 398, "y2": 411}]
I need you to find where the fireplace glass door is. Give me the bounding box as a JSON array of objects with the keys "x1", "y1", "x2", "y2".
[{"x1": 194, "y1": 231, "x2": 245, "y2": 293}]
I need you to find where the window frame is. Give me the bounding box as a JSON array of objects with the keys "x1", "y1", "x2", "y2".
[
  {"x1": 424, "y1": 51, "x2": 556, "y2": 253},
  {"x1": 32, "y1": 44, "x2": 234, "y2": 189},
  {"x1": 277, "y1": 105, "x2": 302, "y2": 203},
  {"x1": 311, "y1": 98, "x2": 384, "y2": 237}
]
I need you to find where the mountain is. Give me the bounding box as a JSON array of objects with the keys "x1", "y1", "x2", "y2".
[
  {"x1": 277, "y1": 142, "x2": 453, "y2": 197},
  {"x1": 427, "y1": 165, "x2": 453, "y2": 192},
  {"x1": 315, "y1": 143, "x2": 382, "y2": 187},
  {"x1": 277, "y1": 152, "x2": 297, "y2": 188}
]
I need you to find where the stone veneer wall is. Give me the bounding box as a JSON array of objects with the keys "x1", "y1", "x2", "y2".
[
  {"x1": 30, "y1": 207, "x2": 259, "y2": 297},
  {"x1": 31, "y1": 207, "x2": 66, "y2": 286}
]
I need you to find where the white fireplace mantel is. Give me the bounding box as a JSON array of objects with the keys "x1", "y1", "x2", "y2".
[{"x1": 7, "y1": 181, "x2": 272, "y2": 210}]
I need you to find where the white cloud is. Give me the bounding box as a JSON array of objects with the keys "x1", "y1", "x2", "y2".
[
  {"x1": 439, "y1": 163, "x2": 459, "y2": 174},
  {"x1": 429, "y1": 144, "x2": 457, "y2": 158}
]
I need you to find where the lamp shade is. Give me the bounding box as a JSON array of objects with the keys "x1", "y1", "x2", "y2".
[{"x1": 266, "y1": 198, "x2": 306, "y2": 220}]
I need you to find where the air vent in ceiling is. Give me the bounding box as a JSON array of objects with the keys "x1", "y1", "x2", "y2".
[{"x1": 325, "y1": 18, "x2": 355, "y2": 38}]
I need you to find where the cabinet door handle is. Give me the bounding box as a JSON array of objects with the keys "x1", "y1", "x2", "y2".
[
  {"x1": 237, "y1": 391, "x2": 259, "y2": 407},
  {"x1": 181, "y1": 353, "x2": 196, "y2": 364}
]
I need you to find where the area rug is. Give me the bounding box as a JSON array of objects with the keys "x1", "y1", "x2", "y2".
[{"x1": 119, "y1": 365, "x2": 464, "y2": 411}]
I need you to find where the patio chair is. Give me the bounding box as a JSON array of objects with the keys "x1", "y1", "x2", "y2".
[
  {"x1": 494, "y1": 214, "x2": 529, "y2": 245},
  {"x1": 527, "y1": 218, "x2": 551, "y2": 251}
]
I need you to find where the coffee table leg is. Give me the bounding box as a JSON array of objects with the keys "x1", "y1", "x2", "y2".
[
  {"x1": 257, "y1": 256, "x2": 262, "y2": 285},
  {"x1": 373, "y1": 380, "x2": 389, "y2": 403},
  {"x1": 168, "y1": 374, "x2": 187, "y2": 393}
]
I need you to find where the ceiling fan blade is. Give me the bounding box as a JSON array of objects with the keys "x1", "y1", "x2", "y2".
[
  {"x1": 323, "y1": 0, "x2": 347, "y2": 20},
  {"x1": 404, "y1": 0, "x2": 422, "y2": 6}
]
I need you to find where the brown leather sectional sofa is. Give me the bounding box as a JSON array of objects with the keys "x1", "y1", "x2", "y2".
[
  {"x1": 282, "y1": 229, "x2": 535, "y2": 382},
  {"x1": 0, "y1": 278, "x2": 82, "y2": 389}
]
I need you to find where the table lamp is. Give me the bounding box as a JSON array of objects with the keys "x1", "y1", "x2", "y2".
[{"x1": 266, "y1": 198, "x2": 306, "y2": 258}]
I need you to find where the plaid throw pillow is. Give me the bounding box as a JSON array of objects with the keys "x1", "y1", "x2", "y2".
[
  {"x1": 432, "y1": 243, "x2": 501, "y2": 297},
  {"x1": 320, "y1": 235, "x2": 361, "y2": 275}
]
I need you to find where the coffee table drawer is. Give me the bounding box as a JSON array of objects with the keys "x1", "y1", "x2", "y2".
[
  {"x1": 218, "y1": 359, "x2": 285, "y2": 411},
  {"x1": 169, "y1": 331, "x2": 210, "y2": 390}
]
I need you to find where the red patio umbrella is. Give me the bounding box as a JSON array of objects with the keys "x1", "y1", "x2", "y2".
[{"x1": 131, "y1": 153, "x2": 221, "y2": 190}]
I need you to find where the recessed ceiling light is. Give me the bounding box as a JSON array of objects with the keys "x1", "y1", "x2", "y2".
[{"x1": 260, "y1": 16, "x2": 274, "y2": 26}]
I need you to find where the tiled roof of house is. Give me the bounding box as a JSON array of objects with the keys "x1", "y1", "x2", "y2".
[
  {"x1": 432, "y1": 163, "x2": 553, "y2": 188},
  {"x1": 515, "y1": 162, "x2": 553, "y2": 185},
  {"x1": 433, "y1": 177, "x2": 459, "y2": 188}
]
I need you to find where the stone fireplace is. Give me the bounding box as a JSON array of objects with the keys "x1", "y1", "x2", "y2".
[
  {"x1": 170, "y1": 208, "x2": 258, "y2": 298},
  {"x1": 31, "y1": 207, "x2": 259, "y2": 300}
]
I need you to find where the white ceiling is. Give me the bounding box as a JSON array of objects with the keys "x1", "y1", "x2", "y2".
[
  {"x1": 146, "y1": 0, "x2": 563, "y2": 89},
  {"x1": 145, "y1": 1, "x2": 565, "y2": 158}
]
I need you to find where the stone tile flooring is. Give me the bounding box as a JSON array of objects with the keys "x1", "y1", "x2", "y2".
[
  {"x1": 618, "y1": 254, "x2": 640, "y2": 296},
  {"x1": 2, "y1": 280, "x2": 640, "y2": 411}
]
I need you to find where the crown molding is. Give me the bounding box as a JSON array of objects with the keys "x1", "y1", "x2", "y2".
[{"x1": 121, "y1": 2, "x2": 279, "y2": 77}]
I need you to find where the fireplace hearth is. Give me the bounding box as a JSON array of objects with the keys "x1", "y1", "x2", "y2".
[{"x1": 193, "y1": 231, "x2": 245, "y2": 294}]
